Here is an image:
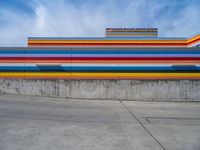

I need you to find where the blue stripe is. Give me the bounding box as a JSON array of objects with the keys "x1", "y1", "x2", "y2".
[
  {"x1": 1, "y1": 54, "x2": 200, "y2": 57},
  {"x1": 0, "y1": 50, "x2": 200, "y2": 54}
]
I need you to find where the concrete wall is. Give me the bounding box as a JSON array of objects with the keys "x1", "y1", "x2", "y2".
[{"x1": 0, "y1": 79, "x2": 200, "y2": 101}]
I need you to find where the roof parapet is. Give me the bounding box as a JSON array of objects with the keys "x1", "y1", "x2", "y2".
[{"x1": 106, "y1": 28, "x2": 158, "y2": 37}]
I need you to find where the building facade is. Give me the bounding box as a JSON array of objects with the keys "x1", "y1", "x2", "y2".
[{"x1": 0, "y1": 28, "x2": 200, "y2": 79}]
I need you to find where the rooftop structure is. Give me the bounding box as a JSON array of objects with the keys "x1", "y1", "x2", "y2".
[
  {"x1": 28, "y1": 28, "x2": 200, "y2": 47},
  {"x1": 106, "y1": 28, "x2": 158, "y2": 37}
]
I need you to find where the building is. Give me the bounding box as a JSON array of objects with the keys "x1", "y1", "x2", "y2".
[{"x1": 0, "y1": 28, "x2": 200, "y2": 79}]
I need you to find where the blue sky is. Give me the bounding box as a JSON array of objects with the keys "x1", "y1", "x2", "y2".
[{"x1": 0, "y1": 0, "x2": 199, "y2": 46}]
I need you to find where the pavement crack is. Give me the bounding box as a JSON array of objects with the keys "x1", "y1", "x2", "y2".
[
  {"x1": 119, "y1": 100, "x2": 167, "y2": 150},
  {"x1": 145, "y1": 118, "x2": 151, "y2": 123}
]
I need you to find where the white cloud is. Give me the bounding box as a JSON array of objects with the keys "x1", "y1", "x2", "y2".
[
  {"x1": 35, "y1": 4, "x2": 46, "y2": 29},
  {"x1": 0, "y1": 0, "x2": 199, "y2": 46}
]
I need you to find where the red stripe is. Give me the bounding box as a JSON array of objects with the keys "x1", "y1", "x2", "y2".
[{"x1": 188, "y1": 38, "x2": 200, "y2": 45}]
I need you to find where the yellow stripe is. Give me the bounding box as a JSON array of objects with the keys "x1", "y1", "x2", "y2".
[
  {"x1": 0, "y1": 72, "x2": 200, "y2": 77},
  {"x1": 188, "y1": 35, "x2": 200, "y2": 43}
]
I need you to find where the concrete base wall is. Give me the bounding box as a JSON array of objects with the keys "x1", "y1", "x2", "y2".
[{"x1": 0, "y1": 79, "x2": 200, "y2": 101}]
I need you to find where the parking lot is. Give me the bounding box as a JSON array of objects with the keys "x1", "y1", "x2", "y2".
[{"x1": 0, "y1": 94, "x2": 200, "y2": 150}]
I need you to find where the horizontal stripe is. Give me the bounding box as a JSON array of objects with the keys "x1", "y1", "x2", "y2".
[
  {"x1": 0, "y1": 47, "x2": 195, "y2": 50},
  {"x1": 1, "y1": 54, "x2": 200, "y2": 58},
  {"x1": 27, "y1": 44, "x2": 188, "y2": 48},
  {"x1": 0, "y1": 66, "x2": 199, "y2": 72},
  {"x1": 27, "y1": 34, "x2": 200, "y2": 47},
  {"x1": 0, "y1": 63, "x2": 192, "y2": 66},
  {"x1": 0, "y1": 76, "x2": 199, "y2": 79},
  {"x1": 0, "y1": 72, "x2": 200, "y2": 80},
  {"x1": 28, "y1": 40, "x2": 187, "y2": 44},
  {"x1": 0, "y1": 57, "x2": 200, "y2": 60},
  {"x1": 28, "y1": 43, "x2": 188, "y2": 46},
  {"x1": 0, "y1": 51, "x2": 177, "y2": 54},
  {"x1": 1, "y1": 50, "x2": 200, "y2": 54},
  {"x1": 0, "y1": 60, "x2": 200, "y2": 64},
  {"x1": 0, "y1": 63, "x2": 199, "y2": 66},
  {"x1": 28, "y1": 37, "x2": 186, "y2": 40},
  {"x1": 27, "y1": 44, "x2": 199, "y2": 48},
  {"x1": 0, "y1": 63, "x2": 173, "y2": 66}
]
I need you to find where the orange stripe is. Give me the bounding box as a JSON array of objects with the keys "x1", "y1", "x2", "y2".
[
  {"x1": 27, "y1": 34, "x2": 200, "y2": 47},
  {"x1": 28, "y1": 43, "x2": 187, "y2": 47},
  {"x1": 28, "y1": 45, "x2": 187, "y2": 48},
  {"x1": 188, "y1": 39, "x2": 200, "y2": 46},
  {"x1": 0, "y1": 76, "x2": 200, "y2": 80},
  {"x1": 28, "y1": 40, "x2": 187, "y2": 44}
]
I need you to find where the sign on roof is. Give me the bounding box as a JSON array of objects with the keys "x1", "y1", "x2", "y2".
[{"x1": 106, "y1": 28, "x2": 158, "y2": 32}]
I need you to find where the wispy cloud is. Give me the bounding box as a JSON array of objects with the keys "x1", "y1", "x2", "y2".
[{"x1": 0, "y1": 0, "x2": 199, "y2": 46}]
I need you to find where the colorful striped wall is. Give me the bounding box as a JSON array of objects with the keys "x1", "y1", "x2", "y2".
[
  {"x1": 0, "y1": 47, "x2": 200, "y2": 79},
  {"x1": 1, "y1": 28, "x2": 200, "y2": 79},
  {"x1": 28, "y1": 33, "x2": 200, "y2": 47}
]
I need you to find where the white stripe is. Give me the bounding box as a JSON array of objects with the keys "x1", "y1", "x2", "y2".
[{"x1": 0, "y1": 63, "x2": 199, "y2": 67}]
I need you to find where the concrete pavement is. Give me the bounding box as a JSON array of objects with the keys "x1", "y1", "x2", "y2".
[{"x1": 0, "y1": 94, "x2": 200, "y2": 150}]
